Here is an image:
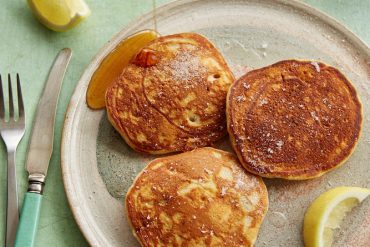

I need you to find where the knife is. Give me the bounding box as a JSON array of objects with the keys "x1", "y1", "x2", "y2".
[{"x1": 14, "y1": 48, "x2": 72, "y2": 247}]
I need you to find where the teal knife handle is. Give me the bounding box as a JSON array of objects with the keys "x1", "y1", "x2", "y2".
[{"x1": 14, "y1": 192, "x2": 43, "y2": 247}]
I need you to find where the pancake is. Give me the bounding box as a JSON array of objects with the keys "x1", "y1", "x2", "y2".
[
  {"x1": 227, "y1": 60, "x2": 362, "y2": 180},
  {"x1": 106, "y1": 33, "x2": 234, "y2": 154},
  {"x1": 126, "y1": 147, "x2": 269, "y2": 247}
]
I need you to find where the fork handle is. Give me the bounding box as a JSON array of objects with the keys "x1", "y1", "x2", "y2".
[
  {"x1": 14, "y1": 192, "x2": 42, "y2": 247},
  {"x1": 6, "y1": 150, "x2": 19, "y2": 247}
]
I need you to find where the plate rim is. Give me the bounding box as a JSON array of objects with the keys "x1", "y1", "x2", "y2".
[{"x1": 61, "y1": 0, "x2": 370, "y2": 246}]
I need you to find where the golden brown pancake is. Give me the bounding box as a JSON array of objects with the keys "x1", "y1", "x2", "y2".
[
  {"x1": 126, "y1": 147, "x2": 269, "y2": 247},
  {"x1": 106, "y1": 33, "x2": 234, "y2": 154},
  {"x1": 227, "y1": 60, "x2": 362, "y2": 180}
]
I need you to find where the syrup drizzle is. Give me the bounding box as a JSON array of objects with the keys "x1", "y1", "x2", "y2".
[{"x1": 152, "y1": 0, "x2": 158, "y2": 32}]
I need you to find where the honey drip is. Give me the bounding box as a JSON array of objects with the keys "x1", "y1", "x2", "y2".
[
  {"x1": 152, "y1": 0, "x2": 158, "y2": 32},
  {"x1": 86, "y1": 30, "x2": 160, "y2": 109}
]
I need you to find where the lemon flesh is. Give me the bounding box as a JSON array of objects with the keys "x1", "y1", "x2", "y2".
[
  {"x1": 303, "y1": 187, "x2": 370, "y2": 247},
  {"x1": 28, "y1": 0, "x2": 91, "y2": 32}
]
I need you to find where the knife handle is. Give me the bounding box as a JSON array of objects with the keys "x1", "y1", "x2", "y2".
[{"x1": 14, "y1": 192, "x2": 43, "y2": 247}]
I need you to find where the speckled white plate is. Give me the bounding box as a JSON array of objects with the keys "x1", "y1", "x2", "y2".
[{"x1": 61, "y1": 0, "x2": 370, "y2": 246}]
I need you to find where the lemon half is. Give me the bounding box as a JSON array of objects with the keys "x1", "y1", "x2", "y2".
[
  {"x1": 303, "y1": 186, "x2": 370, "y2": 247},
  {"x1": 28, "y1": 0, "x2": 91, "y2": 32}
]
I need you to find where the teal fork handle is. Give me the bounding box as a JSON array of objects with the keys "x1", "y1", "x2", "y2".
[{"x1": 14, "y1": 192, "x2": 42, "y2": 247}]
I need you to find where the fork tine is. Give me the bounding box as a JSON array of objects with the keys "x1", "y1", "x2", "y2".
[
  {"x1": 0, "y1": 75, "x2": 4, "y2": 119},
  {"x1": 16, "y1": 74, "x2": 24, "y2": 119},
  {"x1": 8, "y1": 74, "x2": 14, "y2": 119}
]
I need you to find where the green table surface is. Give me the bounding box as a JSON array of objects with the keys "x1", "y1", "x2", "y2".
[{"x1": 0, "y1": 0, "x2": 369, "y2": 246}]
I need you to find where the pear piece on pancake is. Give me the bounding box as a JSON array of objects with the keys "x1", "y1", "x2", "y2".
[
  {"x1": 227, "y1": 60, "x2": 362, "y2": 180},
  {"x1": 106, "y1": 33, "x2": 234, "y2": 154},
  {"x1": 126, "y1": 147, "x2": 269, "y2": 247}
]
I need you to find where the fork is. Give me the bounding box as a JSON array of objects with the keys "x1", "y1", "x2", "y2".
[{"x1": 0, "y1": 74, "x2": 25, "y2": 247}]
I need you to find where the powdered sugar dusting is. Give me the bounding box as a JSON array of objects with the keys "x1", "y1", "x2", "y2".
[
  {"x1": 311, "y1": 61, "x2": 320, "y2": 72},
  {"x1": 220, "y1": 186, "x2": 228, "y2": 196},
  {"x1": 276, "y1": 140, "x2": 284, "y2": 149},
  {"x1": 243, "y1": 82, "x2": 250, "y2": 89},
  {"x1": 259, "y1": 98, "x2": 268, "y2": 106},
  {"x1": 166, "y1": 51, "x2": 207, "y2": 87},
  {"x1": 236, "y1": 95, "x2": 246, "y2": 102},
  {"x1": 310, "y1": 111, "x2": 320, "y2": 121}
]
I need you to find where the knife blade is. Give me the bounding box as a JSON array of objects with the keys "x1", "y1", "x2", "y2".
[
  {"x1": 14, "y1": 48, "x2": 72, "y2": 247},
  {"x1": 26, "y1": 48, "x2": 72, "y2": 189}
]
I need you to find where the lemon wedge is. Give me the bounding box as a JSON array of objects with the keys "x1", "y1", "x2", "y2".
[
  {"x1": 28, "y1": 0, "x2": 91, "y2": 32},
  {"x1": 303, "y1": 186, "x2": 370, "y2": 247}
]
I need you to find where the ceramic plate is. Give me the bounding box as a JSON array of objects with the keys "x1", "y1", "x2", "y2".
[{"x1": 61, "y1": 0, "x2": 370, "y2": 246}]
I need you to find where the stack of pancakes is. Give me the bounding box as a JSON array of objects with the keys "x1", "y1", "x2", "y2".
[{"x1": 104, "y1": 32, "x2": 362, "y2": 246}]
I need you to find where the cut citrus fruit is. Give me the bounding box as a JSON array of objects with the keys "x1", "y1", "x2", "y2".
[
  {"x1": 303, "y1": 186, "x2": 370, "y2": 247},
  {"x1": 28, "y1": 0, "x2": 91, "y2": 32},
  {"x1": 86, "y1": 30, "x2": 160, "y2": 109}
]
